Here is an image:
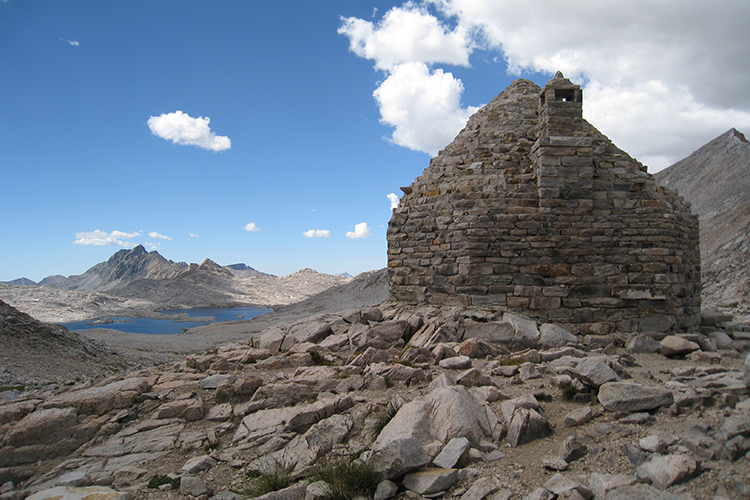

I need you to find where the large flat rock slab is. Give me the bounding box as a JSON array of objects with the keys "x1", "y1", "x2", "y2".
[
  {"x1": 598, "y1": 382, "x2": 674, "y2": 412},
  {"x1": 41, "y1": 378, "x2": 151, "y2": 415}
]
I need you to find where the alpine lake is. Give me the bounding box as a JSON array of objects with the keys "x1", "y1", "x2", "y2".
[{"x1": 61, "y1": 306, "x2": 273, "y2": 335}]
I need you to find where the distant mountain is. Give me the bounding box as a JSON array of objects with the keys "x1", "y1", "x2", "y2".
[
  {"x1": 335, "y1": 272, "x2": 353, "y2": 278},
  {"x1": 44, "y1": 245, "x2": 188, "y2": 293},
  {"x1": 39, "y1": 275, "x2": 67, "y2": 287},
  {"x1": 225, "y1": 263, "x2": 270, "y2": 278},
  {"x1": 655, "y1": 128, "x2": 750, "y2": 310},
  {"x1": 0, "y1": 277, "x2": 37, "y2": 286}
]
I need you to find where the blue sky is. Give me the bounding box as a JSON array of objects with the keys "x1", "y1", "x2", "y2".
[{"x1": 2, "y1": 1, "x2": 749, "y2": 282}]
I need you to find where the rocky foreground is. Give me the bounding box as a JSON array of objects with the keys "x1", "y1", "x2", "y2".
[{"x1": 2, "y1": 304, "x2": 750, "y2": 500}]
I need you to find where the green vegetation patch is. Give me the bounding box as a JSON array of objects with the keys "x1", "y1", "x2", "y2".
[
  {"x1": 244, "y1": 460, "x2": 296, "y2": 498},
  {"x1": 371, "y1": 398, "x2": 402, "y2": 439},
  {"x1": 147, "y1": 475, "x2": 180, "y2": 490},
  {"x1": 311, "y1": 454, "x2": 379, "y2": 500}
]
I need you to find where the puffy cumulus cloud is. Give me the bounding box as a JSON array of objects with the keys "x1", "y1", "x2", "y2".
[
  {"x1": 346, "y1": 222, "x2": 373, "y2": 239},
  {"x1": 73, "y1": 230, "x2": 140, "y2": 247},
  {"x1": 339, "y1": 5, "x2": 478, "y2": 155},
  {"x1": 303, "y1": 229, "x2": 330, "y2": 238},
  {"x1": 148, "y1": 111, "x2": 231, "y2": 152},
  {"x1": 148, "y1": 232, "x2": 172, "y2": 240},
  {"x1": 243, "y1": 222, "x2": 260, "y2": 233},
  {"x1": 376, "y1": 62, "x2": 479, "y2": 154},
  {"x1": 342, "y1": 0, "x2": 750, "y2": 170},
  {"x1": 338, "y1": 4, "x2": 471, "y2": 71},
  {"x1": 387, "y1": 193, "x2": 399, "y2": 209}
]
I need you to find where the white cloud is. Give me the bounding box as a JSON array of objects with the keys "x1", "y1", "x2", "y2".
[
  {"x1": 148, "y1": 232, "x2": 172, "y2": 240},
  {"x1": 338, "y1": 4, "x2": 471, "y2": 72},
  {"x1": 244, "y1": 222, "x2": 260, "y2": 232},
  {"x1": 387, "y1": 193, "x2": 399, "y2": 209},
  {"x1": 147, "y1": 110, "x2": 231, "y2": 152},
  {"x1": 303, "y1": 229, "x2": 330, "y2": 238},
  {"x1": 375, "y1": 62, "x2": 479, "y2": 154},
  {"x1": 341, "y1": 0, "x2": 750, "y2": 170},
  {"x1": 189, "y1": 232, "x2": 199, "y2": 238},
  {"x1": 340, "y1": 6, "x2": 477, "y2": 156},
  {"x1": 346, "y1": 222, "x2": 373, "y2": 239},
  {"x1": 145, "y1": 242, "x2": 161, "y2": 250},
  {"x1": 73, "y1": 230, "x2": 140, "y2": 247},
  {"x1": 68, "y1": 40, "x2": 79, "y2": 47}
]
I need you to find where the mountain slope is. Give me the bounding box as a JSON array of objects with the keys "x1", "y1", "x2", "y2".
[
  {"x1": 45, "y1": 245, "x2": 188, "y2": 293},
  {"x1": 655, "y1": 128, "x2": 750, "y2": 310},
  {"x1": 0, "y1": 299, "x2": 127, "y2": 385}
]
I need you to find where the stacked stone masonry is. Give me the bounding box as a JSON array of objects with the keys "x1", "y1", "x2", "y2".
[{"x1": 387, "y1": 73, "x2": 701, "y2": 334}]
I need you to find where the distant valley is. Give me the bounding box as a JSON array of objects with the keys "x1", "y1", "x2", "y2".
[{"x1": 0, "y1": 245, "x2": 360, "y2": 323}]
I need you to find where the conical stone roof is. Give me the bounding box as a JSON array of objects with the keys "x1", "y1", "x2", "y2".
[{"x1": 387, "y1": 74, "x2": 701, "y2": 335}]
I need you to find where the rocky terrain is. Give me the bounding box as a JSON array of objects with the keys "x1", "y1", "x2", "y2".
[
  {"x1": 1, "y1": 297, "x2": 750, "y2": 500},
  {"x1": 655, "y1": 128, "x2": 750, "y2": 313}
]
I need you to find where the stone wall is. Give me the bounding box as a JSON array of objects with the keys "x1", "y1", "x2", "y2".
[{"x1": 387, "y1": 74, "x2": 701, "y2": 334}]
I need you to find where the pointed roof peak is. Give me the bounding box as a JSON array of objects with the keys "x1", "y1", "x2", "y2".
[{"x1": 544, "y1": 70, "x2": 579, "y2": 89}]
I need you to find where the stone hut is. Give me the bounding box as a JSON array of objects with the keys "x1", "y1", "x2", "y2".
[{"x1": 387, "y1": 73, "x2": 701, "y2": 334}]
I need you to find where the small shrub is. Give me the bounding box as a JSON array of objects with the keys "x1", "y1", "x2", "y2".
[
  {"x1": 498, "y1": 356, "x2": 525, "y2": 366},
  {"x1": 384, "y1": 376, "x2": 394, "y2": 388},
  {"x1": 245, "y1": 460, "x2": 296, "y2": 498},
  {"x1": 371, "y1": 398, "x2": 402, "y2": 438},
  {"x1": 310, "y1": 351, "x2": 333, "y2": 366},
  {"x1": 561, "y1": 384, "x2": 579, "y2": 401},
  {"x1": 148, "y1": 475, "x2": 180, "y2": 490},
  {"x1": 312, "y1": 454, "x2": 379, "y2": 500}
]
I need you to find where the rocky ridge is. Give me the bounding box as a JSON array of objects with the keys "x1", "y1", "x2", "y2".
[
  {"x1": 43, "y1": 245, "x2": 189, "y2": 293},
  {"x1": 2, "y1": 302, "x2": 750, "y2": 500}
]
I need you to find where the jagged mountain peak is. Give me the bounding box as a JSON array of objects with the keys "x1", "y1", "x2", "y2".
[{"x1": 44, "y1": 244, "x2": 187, "y2": 293}]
